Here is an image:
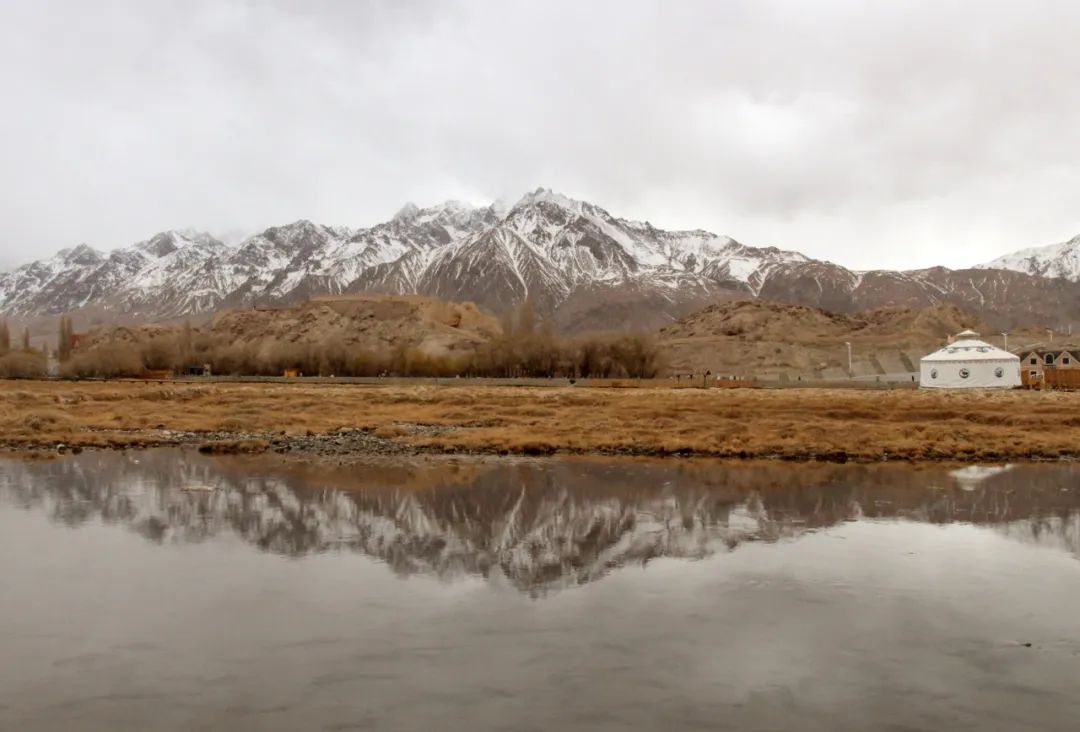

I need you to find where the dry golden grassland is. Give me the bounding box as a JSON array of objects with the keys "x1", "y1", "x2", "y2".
[{"x1": 1, "y1": 380, "x2": 1079, "y2": 461}]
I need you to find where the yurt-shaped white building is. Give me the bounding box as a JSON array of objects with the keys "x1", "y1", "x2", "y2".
[{"x1": 919, "y1": 330, "x2": 1020, "y2": 389}]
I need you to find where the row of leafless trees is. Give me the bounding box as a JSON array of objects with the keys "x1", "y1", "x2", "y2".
[
  {"x1": 60, "y1": 328, "x2": 664, "y2": 379},
  {"x1": 0, "y1": 319, "x2": 46, "y2": 378},
  {"x1": 468, "y1": 299, "x2": 664, "y2": 378},
  {"x1": 59, "y1": 300, "x2": 664, "y2": 379},
  {"x1": 5, "y1": 300, "x2": 666, "y2": 379},
  {"x1": 0, "y1": 320, "x2": 31, "y2": 352}
]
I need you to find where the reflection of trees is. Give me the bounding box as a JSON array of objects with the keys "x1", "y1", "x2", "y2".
[
  {"x1": 2, "y1": 453, "x2": 1080, "y2": 594},
  {"x1": 994, "y1": 514, "x2": 1080, "y2": 555}
]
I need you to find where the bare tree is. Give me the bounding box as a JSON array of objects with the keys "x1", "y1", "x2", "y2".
[
  {"x1": 516, "y1": 296, "x2": 536, "y2": 337},
  {"x1": 180, "y1": 320, "x2": 194, "y2": 365},
  {"x1": 57, "y1": 316, "x2": 74, "y2": 362}
]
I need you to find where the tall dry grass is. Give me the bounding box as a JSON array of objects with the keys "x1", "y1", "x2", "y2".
[{"x1": 1, "y1": 380, "x2": 1079, "y2": 461}]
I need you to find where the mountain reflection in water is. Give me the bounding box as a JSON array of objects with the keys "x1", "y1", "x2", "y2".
[{"x1": 2, "y1": 451, "x2": 1079, "y2": 594}]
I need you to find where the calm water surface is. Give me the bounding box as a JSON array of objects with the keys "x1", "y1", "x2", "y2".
[{"x1": 1, "y1": 451, "x2": 1079, "y2": 731}]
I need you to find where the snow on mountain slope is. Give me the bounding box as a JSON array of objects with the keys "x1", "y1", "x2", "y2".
[
  {"x1": 112, "y1": 232, "x2": 237, "y2": 317},
  {"x1": 977, "y1": 235, "x2": 1080, "y2": 282},
  {"x1": 0, "y1": 244, "x2": 103, "y2": 315},
  {"x1": 322, "y1": 200, "x2": 498, "y2": 291},
  {"x1": 419, "y1": 226, "x2": 572, "y2": 313},
  {"x1": 0, "y1": 189, "x2": 800, "y2": 323},
  {"x1": 0, "y1": 231, "x2": 236, "y2": 319},
  {"x1": 3, "y1": 189, "x2": 1079, "y2": 332}
]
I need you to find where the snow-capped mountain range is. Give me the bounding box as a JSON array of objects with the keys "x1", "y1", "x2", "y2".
[
  {"x1": 976, "y1": 234, "x2": 1080, "y2": 282},
  {"x1": 2, "y1": 188, "x2": 1079, "y2": 331}
]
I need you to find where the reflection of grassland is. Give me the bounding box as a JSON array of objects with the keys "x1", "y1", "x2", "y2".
[{"x1": 2, "y1": 380, "x2": 1079, "y2": 461}]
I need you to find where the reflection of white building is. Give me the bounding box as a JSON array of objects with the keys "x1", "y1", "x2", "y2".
[
  {"x1": 949, "y1": 464, "x2": 1013, "y2": 491},
  {"x1": 919, "y1": 330, "x2": 1021, "y2": 389}
]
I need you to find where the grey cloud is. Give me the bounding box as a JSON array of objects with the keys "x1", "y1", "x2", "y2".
[{"x1": 1, "y1": 0, "x2": 1079, "y2": 272}]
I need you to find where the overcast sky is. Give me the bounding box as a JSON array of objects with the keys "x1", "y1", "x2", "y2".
[{"x1": 2, "y1": 0, "x2": 1080, "y2": 272}]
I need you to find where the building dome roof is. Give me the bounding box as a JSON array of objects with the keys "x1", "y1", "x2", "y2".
[{"x1": 921, "y1": 335, "x2": 1018, "y2": 363}]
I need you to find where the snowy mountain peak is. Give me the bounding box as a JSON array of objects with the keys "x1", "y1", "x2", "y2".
[
  {"x1": 58, "y1": 244, "x2": 103, "y2": 265},
  {"x1": 512, "y1": 187, "x2": 588, "y2": 214},
  {"x1": 490, "y1": 197, "x2": 512, "y2": 220},
  {"x1": 134, "y1": 230, "x2": 223, "y2": 258},
  {"x1": 393, "y1": 202, "x2": 421, "y2": 221},
  {"x1": 394, "y1": 199, "x2": 479, "y2": 225},
  {"x1": 266, "y1": 218, "x2": 317, "y2": 235},
  {"x1": 978, "y1": 234, "x2": 1080, "y2": 282},
  {"x1": 136, "y1": 233, "x2": 180, "y2": 258},
  {"x1": 416, "y1": 200, "x2": 480, "y2": 224}
]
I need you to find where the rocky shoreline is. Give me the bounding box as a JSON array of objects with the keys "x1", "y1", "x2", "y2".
[
  {"x1": 1, "y1": 426, "x2": 1074, "y2": 465},
  {"x1": 0, "y1": 427, "x2": 413, "y2": 459}
]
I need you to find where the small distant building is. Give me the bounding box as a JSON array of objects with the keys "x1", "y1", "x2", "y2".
[
  {"x1": 1019, "y1": 349, "x2": 1080, "y2": 388},
  {"x1": 140, "y1": 369, "x2": 173, "y2": 381},
  {"x1": 283, "y1": 368, "x2": 302, "y2": 378},
  {"x1": 185, "y1": 364, "x2": 212, "y2": 377},
  {"x1": 1019, "y1": 349, "x2": 1078, "y2": 374},
  {"x1": 919, "y1": 330, "x2": 1020, "y2": 389}
]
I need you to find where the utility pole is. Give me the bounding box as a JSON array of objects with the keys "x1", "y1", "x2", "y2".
[{"x1": 845, "y1": 342, "x2": 852, "y2": 378}]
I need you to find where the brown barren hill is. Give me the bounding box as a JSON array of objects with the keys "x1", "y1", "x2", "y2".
[
  {"x1": 211, "y1": 295, "x2": 501, "y2": 356},
  {"x1": 72, "y1": 294, "x2": 502, "y2": 360},
  {"x1": 658, "y1": 300, "x2": 993, "y2": 379}
]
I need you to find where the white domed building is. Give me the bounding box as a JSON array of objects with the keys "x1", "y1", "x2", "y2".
[{"x1": 919, "y1": 330, "x2": 1020, "y2": 389}]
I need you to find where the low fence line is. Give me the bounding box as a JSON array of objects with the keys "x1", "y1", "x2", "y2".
[
  {"x1": 14, "y1": 374, "x2": 925, "y2": 390},
  {"x1": 1023, "y1": 367, "x2": 1080, "y2": 390}
]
